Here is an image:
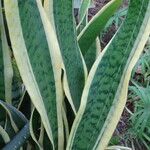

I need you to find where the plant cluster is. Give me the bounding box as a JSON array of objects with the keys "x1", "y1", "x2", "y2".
[{"x1": 0, "y1": 0, "x2": 150, "y2": 150}]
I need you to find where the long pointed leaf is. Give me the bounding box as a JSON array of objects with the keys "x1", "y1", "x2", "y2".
[
  {"x1": 67, "y1": 0, "x2": 150, "y2": 149},
  {"x1": 4, "y1": 0, "x2": 64, "y2": 149},
  {"x1": 53, "y1": 0, "x2": 87, "y2": 112}
]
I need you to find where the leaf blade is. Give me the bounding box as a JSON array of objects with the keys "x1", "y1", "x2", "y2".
[
  {"x1": 78, "y1": 0, "x2": 123, "y2": 56},
  {"x1": 67, "y1": 0, "x2": 150, "y2": 149}
]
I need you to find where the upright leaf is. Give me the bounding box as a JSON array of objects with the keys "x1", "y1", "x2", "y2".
[
  {"x1": 53, "y1": 0, "x2": 87, "y2": 112},
  {"x1": 4, "y1": 0, "x2": 64, "y2": 149},
  {"x1": 67, "y1": 0, "x2": 150, "y2": 149}
]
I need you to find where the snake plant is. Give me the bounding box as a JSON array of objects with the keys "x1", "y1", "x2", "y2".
[{"x1": 0, "y1": 0, "x2": 150, "y2": 149}]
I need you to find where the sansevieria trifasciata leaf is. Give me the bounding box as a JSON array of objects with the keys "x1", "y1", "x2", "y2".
[
  {"x1": 67, "y1": 0, "x2": 150, "y2": 149},
  {"x1": 53, "y1": 0, "x2": 87, "y2": 113},
  {"x1": 4, "y1": 0, "x2": 64, "y2": 149}
]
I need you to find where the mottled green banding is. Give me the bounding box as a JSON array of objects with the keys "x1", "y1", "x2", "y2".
[
  {"x1": 17, "y1": 0, "x2": 57, "y2": 148},
  {"x1": 84, "y1": 39, "x2": 97, "y2": 72},
  {"x1": 71, "y1": 0, "x2": 149, "y2": 149},
  {"x1": 53, "y1": 0, "x2": 85, "y2": 110},
  {"x1": 0, "y1": 32, "x2": 5, "y2": 100}
]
